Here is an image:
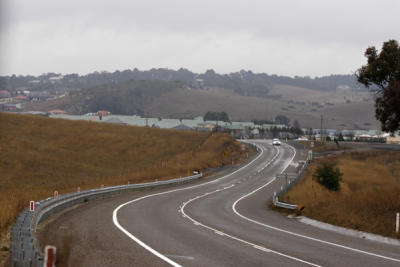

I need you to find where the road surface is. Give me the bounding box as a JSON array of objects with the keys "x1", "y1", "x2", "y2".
[{"x1": 38, "y1": 140, "x2": 400, "y2": 266}]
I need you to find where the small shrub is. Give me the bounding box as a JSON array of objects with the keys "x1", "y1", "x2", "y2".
[{"x1": 313, "y1": 163, "x2": 343, "y2": 191}]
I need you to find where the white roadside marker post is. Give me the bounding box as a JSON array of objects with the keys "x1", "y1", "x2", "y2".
[
  {"x1": 396, "y1": 213, "x2": 399, "y2": 233},
  {"x1": 29, "y1": 201, "x2": 35, "y2": 212},
  {"x1": 77, "y1": 186, "x2": 80, "y2": 193},
  {"x1": 54, "y1": 191, "x2": 58, "y2": 199},
  {"x1": 44, "y1": 245, "x2": 56, "y2": 267}
]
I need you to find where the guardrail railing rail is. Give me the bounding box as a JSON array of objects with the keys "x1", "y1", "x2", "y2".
[
  {"x1": 273, "y1": 150, "x2": 312, "y2": 210},
  {"x1": 10, "y1": 174, "x2": 202, "y2": 267}
]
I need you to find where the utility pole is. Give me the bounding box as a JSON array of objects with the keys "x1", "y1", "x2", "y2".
[
  {"x1": 320, "y1": 114, "x2": 323, "y2": 142},
  {"x1": 285, "y1": 173, "x2": 288, "y2": 188}
]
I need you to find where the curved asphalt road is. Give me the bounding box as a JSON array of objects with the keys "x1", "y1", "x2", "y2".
[{"x1": 39, "y1": 140, "x2": 400, "y2": 266}]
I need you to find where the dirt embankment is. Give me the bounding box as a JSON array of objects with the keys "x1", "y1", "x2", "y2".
[{"x1": 284, "y1": 147, "x2": 400, "y2": 239}]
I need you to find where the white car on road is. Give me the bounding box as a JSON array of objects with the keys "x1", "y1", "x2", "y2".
[{"x1": 272, "y1": 138, "x2": 281, "y2": 145}]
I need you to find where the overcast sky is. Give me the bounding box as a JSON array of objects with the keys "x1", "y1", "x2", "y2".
[{"x1": 0, "y1": 0, "x2": 399, "y2": 77}]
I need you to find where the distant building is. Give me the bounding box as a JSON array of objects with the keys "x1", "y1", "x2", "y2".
[
  {"x1": 49, "y1": 75, "x2": 64, "y2": 82},
  {"x1": 250, "y1": 128, "x2": 260, "y2": 138},
  {"x1": 1, "y1": 103, "x2": 20, "y2": 111},
  {"x1": 0, "y1": 90, "x2": 11, "y2": 98},
  {"x1": 355, "y1": 134, "x2": 386, "y2": 143},
  {"x1": 97, "y1": 110, "x2": 111, "y2": 116},
  {"x1": 13, "y1": 95, "x2": 28, "y2": 102},
  {"x1": 387, "y1": 136, "x2": 400, "y2": 144},
  {"x1": 196, "y1": 122, "x2": 215, "y2": 132},
  {"x1": 49, "y1": 109, "x2": 68, "y2": 115},
  {"x1": 258, "y1": 124, "x2": 286, "y2": 130},
  {"x1": 228, "y1": 125, "x2": 246, "y2": 138},
  {"x1": 29, "y1": 91, "x2": 51, "y2": 101},
  {"x1": 172, "y1": 124, "x2": 194, "y2": 131}
]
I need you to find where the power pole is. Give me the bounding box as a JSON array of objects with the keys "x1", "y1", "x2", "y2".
[{"x1": 320, "y1": 114, "x2": 323, "y2": 142}]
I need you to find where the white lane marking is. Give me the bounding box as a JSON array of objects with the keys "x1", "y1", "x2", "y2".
[
  {"x1": 253, "y1": 245, "x2": 272, "y2": 252},
  {"x1": 179, "y1": 174, "x2": 321, "y2": 266},
  {"x1": 232, "y1": 143, "x2": 400, "y2": 263},
  {"x1": 113, "y1": 210, "x2": 181, "y2": 267},
  {"x1": 112, "y1": 141, "x2": 271, "y2": 266},
  {"x1": 164, "y1": 255, "x2": 195, "y2": 261}
]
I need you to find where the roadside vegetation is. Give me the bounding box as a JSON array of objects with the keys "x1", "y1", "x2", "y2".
[
  {"x1": 300, "y1": 140, "x2": 352, "y2": 153},
  {"x1": 284, "y1": 150, "x2": 400, "y2": 238},
  {"x1": 312, "y1": 163, "x2": 343, "y2": 191},
  {"x1": 0, "y1": 112, "x2": 250, "y2": 237}
]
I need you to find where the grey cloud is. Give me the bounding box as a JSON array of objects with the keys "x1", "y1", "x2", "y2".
[{"x1": 1, "y1": 0, "x2": 399, "y2": 76}]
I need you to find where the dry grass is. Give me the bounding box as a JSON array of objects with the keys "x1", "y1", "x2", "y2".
[
  {"x1": 0, "y1": 112, "x2": 250, "y2": 236},
  {"x1": 285, "y1": 150, "x2": 400, "y2": 238},
  {"x1": 300, "y1": 140, "x2": 352, "y2": 153}
]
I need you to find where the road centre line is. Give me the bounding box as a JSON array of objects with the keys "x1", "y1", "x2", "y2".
[
  {"x1": 232, "y1": 143, "x2": 400, "y2": 263},
  {"x1": 113, "y1": 140, "x2": 270, "y2": 266},
  {"x1": 179, "y1": 146, "x2": 321, "y2": 267}
]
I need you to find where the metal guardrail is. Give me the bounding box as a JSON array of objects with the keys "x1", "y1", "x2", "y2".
[
  {"x1": 10, "y1": 173, "x2": 202, "y2": 267},
  {"x1": 273, "y1": 150, "x2": 312, "y2": 210}
]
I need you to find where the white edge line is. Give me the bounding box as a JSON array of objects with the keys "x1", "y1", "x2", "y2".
[
  {"x1": 232, "y1": 143, "x2": 400, "y2": 263},
  {"x1": 112, "y1": 140, "x2": 267, "y2": 266},
  {"x1": 179, "y1": 146, "x2": 321, "y2": 267}
]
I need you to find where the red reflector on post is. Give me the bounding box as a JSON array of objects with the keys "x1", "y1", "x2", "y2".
[
  {"x1": 29, "y1": 201, "x2": 35, "y2": 212},
  {"x1": 44, "y1": 245, "x2": 56, "y2": 267}
]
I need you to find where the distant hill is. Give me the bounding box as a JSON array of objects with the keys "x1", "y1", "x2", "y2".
[
  {"x1": 0, "y1": 68, "x2": 367, "y2": 96},
  {"x1": 2, "y1": 68, "x2": 378, "y2": 129},
  {"x1": 23, "y1": 79, "x2": 378, "y2": 130}
]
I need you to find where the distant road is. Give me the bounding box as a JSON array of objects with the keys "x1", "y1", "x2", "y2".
[{"x1": 39, "y1": 140, "x2": 400, "y2": 266}]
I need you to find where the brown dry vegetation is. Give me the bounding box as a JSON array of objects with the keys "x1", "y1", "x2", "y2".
[
  {"x1": 284, "y1": 150, "x2": 400, "y2": 238},
  {"x1": 0, "y1": 112, "x2": 249, "y2": 236},
  {"x1": 300, "y1": 140, "x2": 352, "y2": 153}
]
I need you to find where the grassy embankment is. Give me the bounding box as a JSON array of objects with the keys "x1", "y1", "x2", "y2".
[
  {"x1": 301, "y1": 140, "x2": 352, "y2": 153},
  {"x1": 284, "y1": 145, "x2": 400, "y2": 239},
  {"x1": 0, "y1": 112, "x2": 250, "y2": 236}
]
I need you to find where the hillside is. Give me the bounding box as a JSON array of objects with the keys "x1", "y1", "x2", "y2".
[
  {"x1": 1, "y1": 68, "x2": 368, "y2": 95},
  {"x1": 0, "y1": 112, "x2": 249, "y2": 236},
  {"x1": 23, "y1": 79, "x2": 378, "y2": 130}
]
